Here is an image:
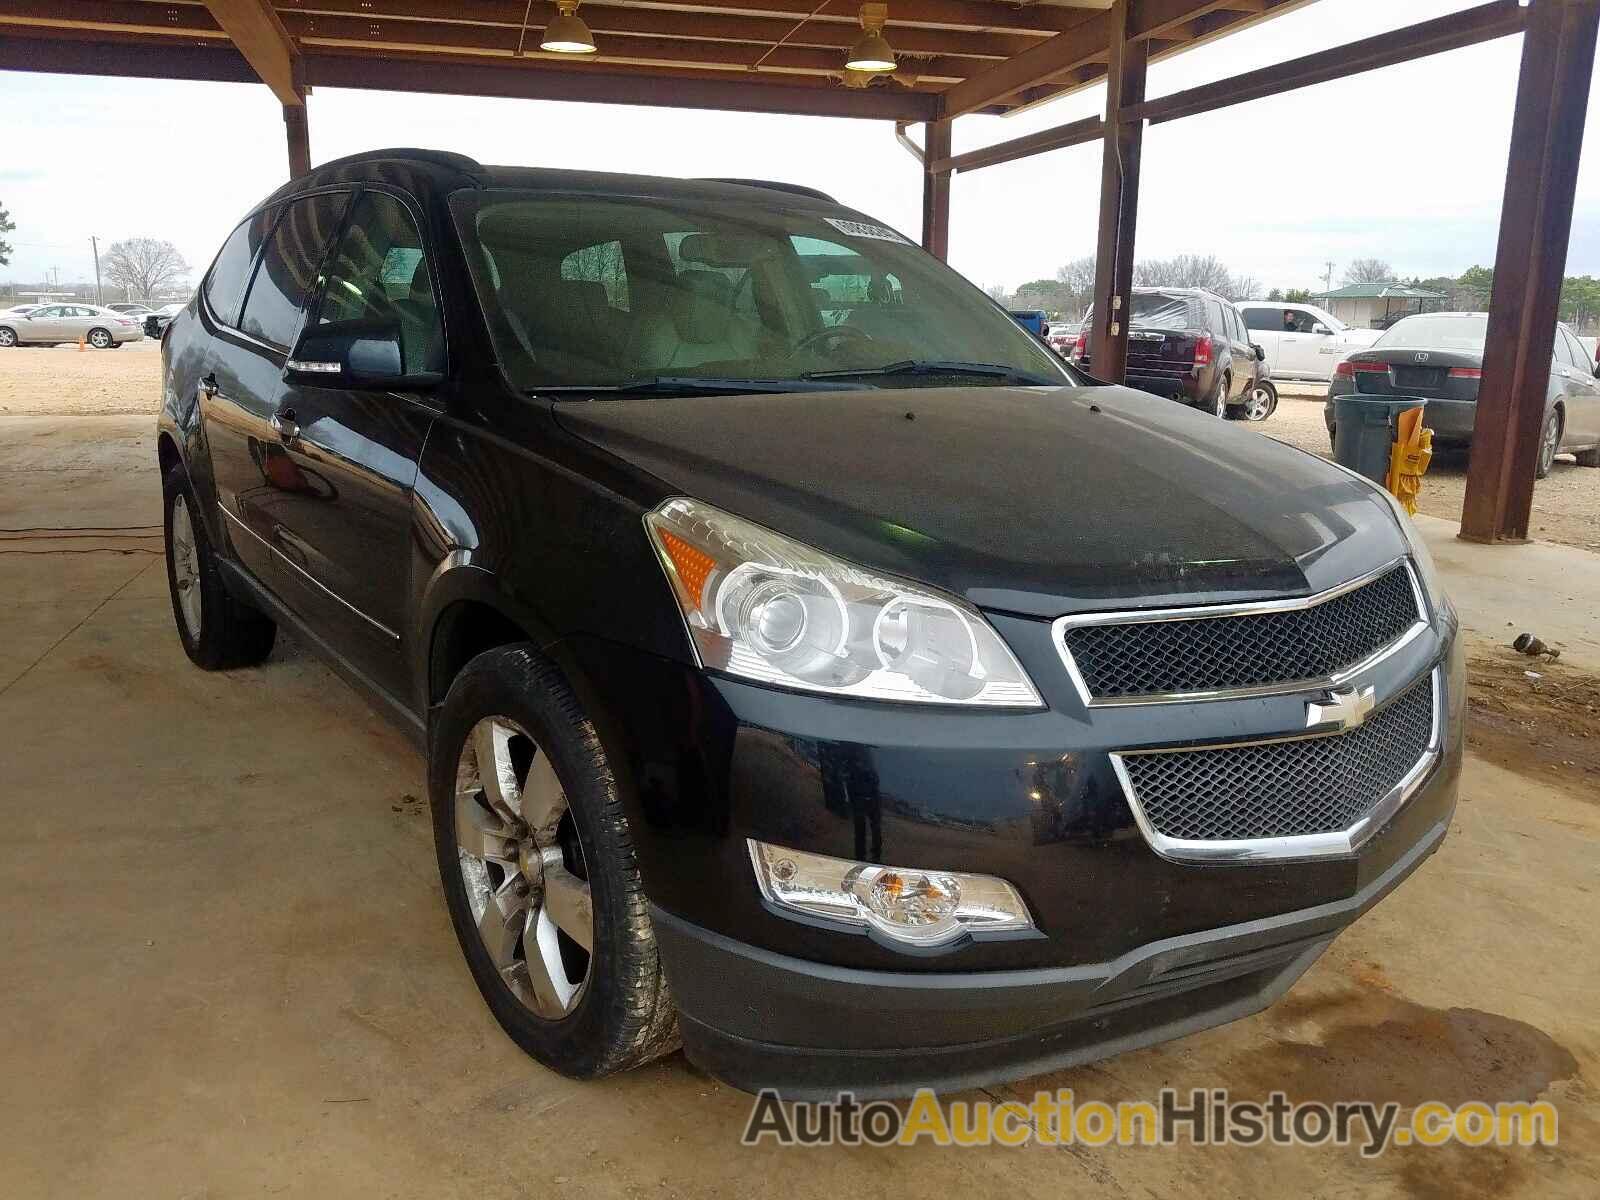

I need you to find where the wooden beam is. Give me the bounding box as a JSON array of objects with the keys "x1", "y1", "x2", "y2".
[
  {"x1": 0, "y1": 32, "x2": 938, "y2": 118},
  {"x1": 283, "y1": 99, "x2": 310, "y2": 176},
  {"x1": 1461, "y1": 0, "x2": 1598, "y2": 543},
  {"x1": 204, "y1": 0, "x2": 302, "y2": 104},
  {"x1": 1128, "y1": 0, "x2": 1527, "y2": 125},
  {"x1": 933, "y1": 113, "x2": 1102, "y2": 173},
  {"x1": 933, "y1": 6, "x2": 1109, "y2": 116},
  {"x1": 921, "y1": 118, "x2": 952, "y2": 258},
  {"x1": 1087, "y1": 0, "x2": 1145, "y2": 385}
]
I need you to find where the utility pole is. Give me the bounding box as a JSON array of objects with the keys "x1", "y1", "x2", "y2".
[
  {"x1": 1323, "y1": 260, "x2": 1336, "y2": 293},
  {"x1": 90, "y1": 236, "x2": 103, "y2": 306}
]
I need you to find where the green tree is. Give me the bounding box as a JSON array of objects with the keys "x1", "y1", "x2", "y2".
[
  {"x1": 1285, "y1": 287, "x2": 1313, "y2": 304},
  {"x1": 1266, "y1": 287, "x2": 1284, "y2": 302},
  {"x1": 0, "y1": 200, "x2": 14, "y2": 267}
]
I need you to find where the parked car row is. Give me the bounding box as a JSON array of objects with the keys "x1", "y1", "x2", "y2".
[{"x1": 0, "y1": 302, "x2": 145, "y2": 348}]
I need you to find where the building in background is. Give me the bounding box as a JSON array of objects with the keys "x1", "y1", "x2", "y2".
[{"x1": 1310, "y1": 282, "x2": 1448, "y2": 330}]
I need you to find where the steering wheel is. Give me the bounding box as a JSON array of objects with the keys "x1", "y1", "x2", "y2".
[{"x1": 794, "y1": 323, "x2": 875, "y2": 355}]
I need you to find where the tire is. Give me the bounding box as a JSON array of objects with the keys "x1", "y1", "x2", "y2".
[
  {"x1": 108, "y1": 341, "x2": 124, "y2": 350},
  {"x1": 1575, "y1": 446, "x2": 1600, "y2": 468},
  {"x1": 1535, "y1": 409, "x2": 1561, "y2": 479},
  {"x1": 1205, "y1": 372, "x2": 1229, "y2": 418},
  {"x1": 430, "y1": 645, "x2": 679, "y2": 1080},
  {"x1": 1240, "y1": 382, "x2": 1275, "y2": 422},
  {"x1": 162, "y1": 465, "x2": 277, "y2": 670},
  {"x1": 0, "y1": 326, "x2": 16, "y2": 348},
  {"x1": 87, "y1": 327, "x2": 113, "y2": 349}
]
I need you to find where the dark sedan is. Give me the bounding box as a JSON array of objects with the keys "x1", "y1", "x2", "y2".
[
  {"x1": 143, "y1": 303, "x2": 185, "y2": 338},
  {"x1": 1327, "y1": 312, "x2": 1600, "y2": 477}
]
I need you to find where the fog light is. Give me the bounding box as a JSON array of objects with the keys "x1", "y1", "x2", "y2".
[{"x1": 748, "y1": 840, "x2": 1033, "y2": 948}]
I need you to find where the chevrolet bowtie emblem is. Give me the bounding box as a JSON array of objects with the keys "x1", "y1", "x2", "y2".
[{"x1": 1306, "y1": 686, "x2": 1376, "y2": 732}]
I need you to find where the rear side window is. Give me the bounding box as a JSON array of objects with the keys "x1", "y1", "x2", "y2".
[
  {"x1": 204, "y1": 208, "x2": 277, "y2": 327},
  {"x1": 239, "y1": 192, "x2": 350, "y2": 350},
  {"x1": 316, "y1": 191, "x2": 443, "y2": 375},
  {"x1": 1129, "y1": 292, "x2": 1193, "y2": 329}
]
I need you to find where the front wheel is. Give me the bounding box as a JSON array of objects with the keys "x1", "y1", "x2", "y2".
[
  {"x1": 430, "y1": 645, "x2": 679, "y2": 1080},
  {"x1": 1241, "y1": 381, "x2": 1277, "y2": 422},
  {"x1": 1535, "y1": 410, "x2": 1561, "y2": 479},
  {"x1": 0, "y1": 326, "x2": 16, "y2": 348}
]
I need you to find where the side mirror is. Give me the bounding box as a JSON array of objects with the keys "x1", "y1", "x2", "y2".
[
  {"x1": 284, "y1": 319, "x2": 441, "y2": 390},
  {"x1": 1312, "y1": 322, "x2": 1332, "y2": 336},
  {"x1": 1254, "y1": 343, "x2": 1266, "y2": 361}
]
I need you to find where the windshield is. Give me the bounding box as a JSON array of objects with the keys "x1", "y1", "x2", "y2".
[
  {"x1": 1375, "y1": 314, "x2": 1488, "y2": 352},
  {"x1": 450, "y1": 190, "x2": 1070, "y2": 393}
]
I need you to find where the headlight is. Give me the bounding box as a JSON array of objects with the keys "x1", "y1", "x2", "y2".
[
  {"x1": 748, "y1": 840, "x2": 1033, "y2": 948},
  {"x1": 645, "y1": 497, "x2": 1041, "y2": 707}
]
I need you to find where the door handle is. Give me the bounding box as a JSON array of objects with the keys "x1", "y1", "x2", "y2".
[
  {"x1": 270, "y1": 409, "x2": 300, "y2": 442},
  {"x1": 200, "y1": 373, "x2": 218, "y2": 398}
]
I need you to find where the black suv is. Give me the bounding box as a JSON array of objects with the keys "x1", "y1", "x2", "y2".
[
  {"x1": 1072, "y1": 286, "x2": 1265, "y2": 417},
  {"x1": 158, "y1": 149, "x2": 1463, "y2": 1098}
]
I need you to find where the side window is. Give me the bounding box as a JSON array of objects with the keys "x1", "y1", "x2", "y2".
[
  {"x1": 1243, "y1": 307, "x2": 1276, "y2": 332},
  {"x1": 561, "y1": 241, "x2": 630, "y2": 311},
  {"x1": 791, "y1": 235, "x2": 905, "y2": 327},
  {"x1": 239, "y1": 192, "x2": 350, "y2": 350},
  {"x1": 1205, "y1": 298, "x2": 1227, "y2": 337},
  {"x1": 1558, "y1": 328, "x2": 1587, "y2": 370},
  {"x1": 204, "y1": 208, "x2": 277, "y2": 328},
  {"x1": 316, "y1": 191, "x2": 443, "y2": 375}
]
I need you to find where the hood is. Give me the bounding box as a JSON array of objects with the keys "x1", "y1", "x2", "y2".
[{"x1": 555, "y1": 385, "x2": 1408, "y2": 618}]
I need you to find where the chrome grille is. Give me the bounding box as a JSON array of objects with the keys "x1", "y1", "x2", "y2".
[
  {"x1": 1058, "y1": 562, "x2": 1423, "y2": 702},
  {"x1": 1115, "y1": 672, "x2": 1437, "y2": 849}
]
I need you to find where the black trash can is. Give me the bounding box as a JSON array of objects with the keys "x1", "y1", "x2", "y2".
[{"x1": 1332, "y1": 397, "x2": 1423, "y2": 485}]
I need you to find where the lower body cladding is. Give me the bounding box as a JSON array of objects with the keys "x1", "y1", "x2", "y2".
[
  {"x1": 553, "y1": 622, "x2": 1464, "y2": 1100},
  {"x1": 1124, "y1": 370, "x2": 1203, "y2": 406}
]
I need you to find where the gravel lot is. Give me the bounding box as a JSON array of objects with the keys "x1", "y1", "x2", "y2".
[
  {"x1": 3, "y1": 347, "x2": 1596, "y2": 551},
  {"x1": 1259, "y1": 383, "x2": 1600, "y2": 553}
]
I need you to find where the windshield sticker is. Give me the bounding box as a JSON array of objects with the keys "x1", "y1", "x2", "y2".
[{"x1": 824, "y1": 217, "x2": 912, "y2": 244}]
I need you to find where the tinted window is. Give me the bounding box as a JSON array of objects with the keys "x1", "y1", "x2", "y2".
[
  {"x1": 240, "y1": 192, "x2": 350, "y2": 349},
  {"x1": 316, "y1": 191, "x2": 442, "y2": 375},
  {"x1": 1375, "y1": 315, "x2": 1488, "y2": 351},
  {"x1": 205, "y1": 208, "x2": 277, "y2": 327},
  {"x1": 1128, "y1": 292, "x2": 1194, "y2": 329}
]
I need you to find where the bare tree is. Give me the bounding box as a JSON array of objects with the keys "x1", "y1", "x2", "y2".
[
  {"x1": 1053, "y1": 255, "x2": 1096, "y2": 319},
  {"x1": 1223, "y1": 274, "x2": 1261, "y2": 302},
  {"x1": 985, "y1": 283, "x2": 1012, "y2": 305},
  {"x1": 102, "y1": 237, "x2": 191, "y2": 302},
  {"x1": 0, "y1": 200, "x2": 13, "y2": 268},
  {"x1": 1342, "y1": 257, "x2": 1394, "y2": 286},
  {"x1": 1134, "y1": 254, "x2": 1233, "y2": 292}
]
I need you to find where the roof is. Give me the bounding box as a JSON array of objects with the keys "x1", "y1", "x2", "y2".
[
  {"x1": 1310, "y1": 283, "x2": 1449, "y2": 300},
  {"x1": 0, "y1": 1, "x2": 1314, "y2": 123}
]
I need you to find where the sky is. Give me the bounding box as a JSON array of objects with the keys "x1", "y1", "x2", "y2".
[{"x1": 1, "y1": 0, "x2": 1597, "y2": 297}]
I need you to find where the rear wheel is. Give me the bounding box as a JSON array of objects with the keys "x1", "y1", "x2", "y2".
[
  {"x1": 1535, "y1": 409, "x2": 1561, "y2": 479},
  {"x1": 430, "y1": 645, "x2": 679, "y2": 1080},
  {"x1": 163, "y1": 465, "x2": 277, "y2": 669},
  {"x1": 87, "y1": 327, "x2": 113, "y2": 349},
  {"x1": 1207, "y1": 373, "x2": 1229, "y2": 418}
]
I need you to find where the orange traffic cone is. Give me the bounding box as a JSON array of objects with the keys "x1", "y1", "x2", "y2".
[{"x1": 78, "y1": 333, "x2": 86, "y2": 352}]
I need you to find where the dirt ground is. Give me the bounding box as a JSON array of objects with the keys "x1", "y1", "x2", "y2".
[
  {"x1": 2, "y1": 357, "x2": 1599, "y2": 1197},
  {"x1": 1264, "y1": 384, "x2": 1600, "y2": 553},
  {"x1": 0, "y1": 338, "x2": 163, "y2": 416}
]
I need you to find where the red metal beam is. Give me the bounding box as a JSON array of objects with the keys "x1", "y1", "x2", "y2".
[
  {"x1": 1088, "y1": 0, "x2": 1146, "y2": 384},
  {"x1": 1461, "y1": 0, "x2": 1599, "y2": 543}
]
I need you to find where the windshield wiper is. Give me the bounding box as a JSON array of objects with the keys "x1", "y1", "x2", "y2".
[
  {"x1": 802, "y1": 359, "x2": 1064, "y2": 386},
  {"x1": 535, "y1": 376, "x2": 864, "y2": 398}
]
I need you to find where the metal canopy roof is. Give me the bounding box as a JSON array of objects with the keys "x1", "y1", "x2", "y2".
[{"x1": 0, "y1": 0, "x2": 1308, "y2": 122}]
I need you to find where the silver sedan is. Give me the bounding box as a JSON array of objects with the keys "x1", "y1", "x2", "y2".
[{"x1": 0, "y1": 303, "x2": 145, "y2": 348}]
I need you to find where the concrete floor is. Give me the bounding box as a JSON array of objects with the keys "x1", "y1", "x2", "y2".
[{"x1": 2, "y1": 415, "x2": 1597, "y2": 1198}]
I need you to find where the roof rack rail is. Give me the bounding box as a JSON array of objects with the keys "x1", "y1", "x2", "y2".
[
  {"x1": 699, "y1": 177, "x2": 836, "y2": 203},
  {"x1": 313, "y1": 148, "x2": 485, "y2": 175}
]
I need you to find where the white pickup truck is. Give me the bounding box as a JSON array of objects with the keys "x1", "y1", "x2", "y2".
[{"x1": 1237, "y1": 302, "x2": 1383, "y2": 383}]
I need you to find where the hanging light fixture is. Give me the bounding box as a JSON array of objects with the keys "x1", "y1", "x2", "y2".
[
  {"x1": 846, "y1": 3, "x2": 895, "y2": 73},
  {"x1": 541, "y1": 0, "x2": 597, "y2": 54}
]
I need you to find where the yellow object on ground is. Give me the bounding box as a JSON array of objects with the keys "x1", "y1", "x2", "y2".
[{"x1": 1386, "y1": 404, "x2": 1432, "y2": 514}]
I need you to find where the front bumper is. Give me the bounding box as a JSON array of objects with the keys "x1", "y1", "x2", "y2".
[
  {"x1": 656, "y1": 804, "x2": 1449, "y2": 1098},
  {"x1": 553, "y1": 602, "x2": 1463, "y2": 1096}
]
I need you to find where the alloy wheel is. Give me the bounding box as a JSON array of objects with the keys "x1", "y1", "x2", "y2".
[
  {"x1": 170, "y1": 494, "x2": 203, "y2": 638},
  {"x1": 454, "y1": 716, "x2": 593, "y2": 1020},
  {"x1": 0, "y1": 328, "x2": 15, "y2": 348},
  {"x1": 1244, "y1": 386, "x2": 1272, "y2": 422},
  {"x1": 1540, "y1": 414, "x2": 1560, "y2": 475},
  {"x1": 1213, "y1": 378, "x2": 1229, "y2": 418},
  {"x1": 89, "y1": 329, "x2": 112, "y2": 349}
]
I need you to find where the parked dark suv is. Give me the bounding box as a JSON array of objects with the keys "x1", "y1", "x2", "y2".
[
  {"x1": 1071, "y1": 286, "x2": 1265, "y2": 418},
  {"x1": 158, "y1": 149, "x2": 1463, "y2": 1098}
]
